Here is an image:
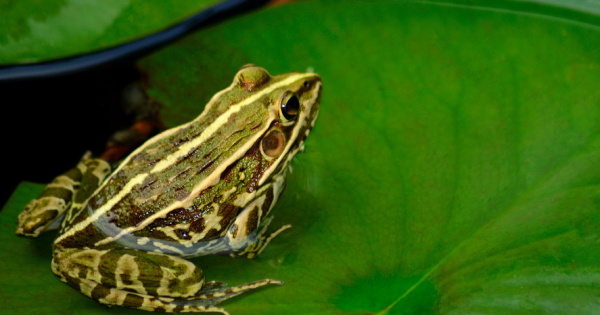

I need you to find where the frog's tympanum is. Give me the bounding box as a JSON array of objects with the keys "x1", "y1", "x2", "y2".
[{"x1": 16, "y1": 65, "x2": 322, "y2": 314}]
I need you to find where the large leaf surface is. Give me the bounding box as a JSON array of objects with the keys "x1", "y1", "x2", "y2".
[
  {"x1": 3, "y1": 0, "x2": 600, "y2": 314},
  {"x1": 0, "y1": 0, "x2": 220, "y2": 64}
]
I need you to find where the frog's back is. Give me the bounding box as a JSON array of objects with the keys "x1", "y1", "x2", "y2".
[{"x1": 88, "y1": 87, "x2": 272, "y2": 241}]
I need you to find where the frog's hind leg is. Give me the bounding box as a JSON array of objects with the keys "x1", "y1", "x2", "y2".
[
  {"x1": 52, "y1": 248, "x2": 282, "y2": 313},
  {"x1": 16, "y1": 153, "x2": 111, "y2": 237}
]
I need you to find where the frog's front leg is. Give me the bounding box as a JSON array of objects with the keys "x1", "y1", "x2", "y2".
[
  {"x1": 16, "y1": 153, "x2": 110, "y2": 237},
  {"x1": 52, "y1": 247, "x2": 281, "y2": 314},
  {"x1": 227, "y1": 182, "x2": 291, "y2": 259}
]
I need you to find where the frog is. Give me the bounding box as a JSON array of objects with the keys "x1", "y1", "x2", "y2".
[{"x1": 16, "y1": 65, "x2": 322, "y2": 314}]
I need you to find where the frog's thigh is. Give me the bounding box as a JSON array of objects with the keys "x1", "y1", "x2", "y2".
[
  {"x1": 52, "y1": 248, "x2": 280, "y2": 313},
  {"x1": 53, "y1": 248, "x2": 204, "y2": 298}
]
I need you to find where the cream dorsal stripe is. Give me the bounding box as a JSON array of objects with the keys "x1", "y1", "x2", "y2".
[{"x1": 150, "y1": 73, "x2": 315, "y2": 174}]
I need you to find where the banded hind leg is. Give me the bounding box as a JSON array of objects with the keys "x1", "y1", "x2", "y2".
[
  {"x1": 16, "y1": 152, "x2": 111, "y2": 237},
  {"x1": 52, "y1": 248, "x2": 281, "y2": 314}
]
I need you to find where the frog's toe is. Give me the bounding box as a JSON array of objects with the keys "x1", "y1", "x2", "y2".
[
  {"x1": 138, "y1": 279, "x2": 282, "y2": 313},
  {"x1": 191, "y1": 278, "x2": 283, "y2": 304}
]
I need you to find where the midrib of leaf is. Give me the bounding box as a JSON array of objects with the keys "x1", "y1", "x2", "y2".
[
  {"x1": 374, "y1": 247, "x2": 456, "y2": 315},
  {"x1": 373, "y1": 119, "x2": 600, "y2": 315}
]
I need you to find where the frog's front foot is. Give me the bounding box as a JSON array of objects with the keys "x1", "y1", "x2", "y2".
[
  {"x1": 52, "y1": 248, "x2": 282, "y2": 314},
  {"x1": 235, "y1": 217, "x2": 292, "y2": 259}
]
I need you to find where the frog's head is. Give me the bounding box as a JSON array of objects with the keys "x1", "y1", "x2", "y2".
[
  {"x1": 214, "y1": 65, "x2": 322, "y2": 212},
  {"x1": 235, "y1": 65, "x2": 321, "y2": 186}
]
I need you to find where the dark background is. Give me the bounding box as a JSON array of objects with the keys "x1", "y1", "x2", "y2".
[{"x1": 0, "y1": 64, "x2": 140, "y2": 209}]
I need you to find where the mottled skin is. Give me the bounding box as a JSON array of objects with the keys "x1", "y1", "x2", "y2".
[{"x1": 16, "y1": 66, "x2": 322, "y2": 314}]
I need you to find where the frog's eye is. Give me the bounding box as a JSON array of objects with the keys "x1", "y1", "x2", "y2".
[
  {"x1": 280, "y1": 92, "x2": 300, "y2": 123},
  {"x1": 260, "y1": 130, "x2": 286, "y2": 161}
]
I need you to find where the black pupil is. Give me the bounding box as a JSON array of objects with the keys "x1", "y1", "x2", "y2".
[{"x1": 282, "y1": 95, "x2": 299, "y2": 120}]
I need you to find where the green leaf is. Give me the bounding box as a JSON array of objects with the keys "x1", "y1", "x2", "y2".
[
  {"x1": 3, "y1": 0, "x2": 600, "y2": 314},
  {"x1": 0, "y1": 0, "x2": 220, "y2": 65}
]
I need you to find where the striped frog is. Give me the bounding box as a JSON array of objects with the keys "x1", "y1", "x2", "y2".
[{"x1": 16, "y1": 65, "x2": 322, "y2": 314}]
